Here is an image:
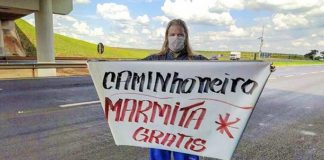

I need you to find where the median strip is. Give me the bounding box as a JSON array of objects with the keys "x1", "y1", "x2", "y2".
[{"x1": 59, "y1": 100, "x2": 100, "y2": 108}]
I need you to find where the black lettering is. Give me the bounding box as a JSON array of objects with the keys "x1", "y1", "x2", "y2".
[
  {"x1": 219, "y1": 73, "x2": 229, "y2": 94},
  {"x1": 103, "y1": 72, "x2": 115, "y2": 89},
  {"x1": 131, "y1": 72, "x2": 145, "y2": 92},
  {"x1": 231, "y1": 77, "x2": 245, "y2": 92},
  {"x1": 241, "y1": 79, "x2": 258, "y2": 94},
  {"x1": 147, "y1": 71, "x2": 153, "y2": 90},
  {"x1": 154, "y1": 72, "x2": 171, "y2": 92},
  {"x1": 170, "y1": 72, "x2": 183, "y2": 94},
  {"x1": 116, "y1": 70, "x2": 132, "y2": 90},
  {"x1": 209, "y1": 78, "x2": 222, "y2": 93},
  {"x1": 181, "y1": 78, "x2": 196, "y2": 93},
  {"x1": 196, "y1": 77, "x2": 211, "y2": 93}
]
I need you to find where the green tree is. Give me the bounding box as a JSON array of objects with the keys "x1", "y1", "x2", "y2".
[{"x1": 304, "y1": 50, "x2": 318, "y2": 60}]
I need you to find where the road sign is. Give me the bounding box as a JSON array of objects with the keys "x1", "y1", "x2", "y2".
[{"x1": 97, "y1": 42, "x2": 104, "y2": 54}]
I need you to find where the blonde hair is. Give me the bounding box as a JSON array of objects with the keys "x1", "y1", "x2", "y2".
[{"x1": 158, "y1": 19, "x2": 194, "y2": 56}]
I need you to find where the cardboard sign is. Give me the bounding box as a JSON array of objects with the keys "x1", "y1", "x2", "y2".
[{"x1": 87, "y1": 61, "x2": 271, "y2": 160}]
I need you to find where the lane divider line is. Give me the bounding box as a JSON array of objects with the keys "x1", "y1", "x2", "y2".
[
  {"x1": 0, "y1": 88, "x2": 3, "y2": 91},
  {"x1": 275, "y1": 70, "x2": 323, "y2": 79},
  {"x1": 284, "y1": 75, "x2": 294, "y2": 78},
  {"x1": 59, "y1": 100, "x2": 100, "y2": 108}
]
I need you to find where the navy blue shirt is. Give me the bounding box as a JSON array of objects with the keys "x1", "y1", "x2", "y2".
[
  {"x1": 144, "y1": 50, "x2": 205, "y2": 159},
  {"x1": 144, "y1": 50, "x2": 208, "y2": 60}
]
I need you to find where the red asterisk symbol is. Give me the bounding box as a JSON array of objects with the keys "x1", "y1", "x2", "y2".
[{"x1": 215, "y1": 113, "x2": 240, "y2": 139}]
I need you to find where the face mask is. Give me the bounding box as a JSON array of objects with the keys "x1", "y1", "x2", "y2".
[{"x1": 168, "y1": 36, "x2": 185, "y2": 52}]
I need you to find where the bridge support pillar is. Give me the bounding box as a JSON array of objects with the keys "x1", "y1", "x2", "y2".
[
  {"x1": 35, "y1": 0, "x2": 56, "y2": 76},
  {"x1": 0, "y1": 20, "x2": 5, "y2": 56}
]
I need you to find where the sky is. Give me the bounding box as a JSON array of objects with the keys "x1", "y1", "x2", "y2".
[{"x1": 23, "y1": 0, "x2": 324, "y2": 55}]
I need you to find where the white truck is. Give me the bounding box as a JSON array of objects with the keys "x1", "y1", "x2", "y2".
[{"x1": 230, "y1": 51, "x2": 241, "y2": 60}]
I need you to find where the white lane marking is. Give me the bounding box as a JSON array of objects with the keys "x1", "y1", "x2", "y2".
[
  {"x1": 258, "y1": 123, "x2": 266, "y2": 126},
  {"x1": 269, "y1": 78, "x2": 277, "y2": 80},
  {"x1": 299, "y1": 73, "x2": 308, "y2": 75},
  {"x1": 0, "y1": 88, "x2": 3, "y2": 91},
  {"x1": 18, "y1": 111, "x2": 24, "y2": 114},
  {"x1": 59, "y1": 100, "x2": 100, "y2": 108},
  {"x1": 310, "y1": 72, "x2": 318, "y2": 74},
  {"x1": 284, "y1": 75, "x2": 294, "y2": 78},
  {"x1": 321, "y1": 71, "x2": 324, "y2": 73},
  {"x1": 300, "y1": 130, "x2": 316, "y2": 136}
]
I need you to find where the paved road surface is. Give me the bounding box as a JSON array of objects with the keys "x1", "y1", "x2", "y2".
[{"x1": 0, "y1": 65, "x2": 323, "y2": 160}]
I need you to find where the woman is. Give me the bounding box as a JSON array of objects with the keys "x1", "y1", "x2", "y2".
[
  {"x1": 144, "y1": 19, "x2": 207, "y2": 61},
  {"x1": 144, "y1": 19, "x2": 207, "y2": 160}
]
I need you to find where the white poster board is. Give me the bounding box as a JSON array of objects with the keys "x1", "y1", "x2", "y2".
[{"x1": 87, "y1": 61, "x2": 271, "y2": 160}]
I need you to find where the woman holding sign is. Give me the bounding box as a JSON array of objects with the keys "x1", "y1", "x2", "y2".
[
  {"x1": 144, "y1": 19, "x2": 207, "y2": 61},
  {"x1": 144, "y1": 19, "x2": 207, "y2": 160}
]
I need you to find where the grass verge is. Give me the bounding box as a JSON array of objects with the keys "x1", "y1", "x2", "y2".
[{"x1": 271, "y1": 60, "x2": 324, "y2": 67}]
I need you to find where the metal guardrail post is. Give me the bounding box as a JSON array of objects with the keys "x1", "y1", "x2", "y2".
[{"x1": 32, "y1": 64, "x2": 36, "y2": 77}]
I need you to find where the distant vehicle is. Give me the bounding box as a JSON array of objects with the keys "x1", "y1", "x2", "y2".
[
  {"x1": 210, "y1": 54, "x2": 221, "y2": 60},
  {"x1": 230, "y1": 52, "x2": 241, "y2": 60}
]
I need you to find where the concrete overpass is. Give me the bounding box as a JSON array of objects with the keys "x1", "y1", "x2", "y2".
[{"x1": 0, "y1": 0, "x2": 73, "y2": 75}]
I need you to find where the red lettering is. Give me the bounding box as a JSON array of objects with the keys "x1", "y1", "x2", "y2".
[
  {"x1": 184, "y1": 108, "x2": 206, "y2": 129},
  {"x1": 105, "y1": 98, "x2": 207, "y2": 130},
  {"x1": 161, "y1": 133, "x2": 177, "y2": 147},
  {"x1": 190, "y1": 139, "x2": 207, "y2": 152},
  {"x1": 132, "y1": 127, "x2": 207, "y2": 153},
  {"x1": 135, "y1": 100, "x2": 152, "y2": 123},
  {"x1": 151, "y1": 102, "x2": 172, "y2": 125},
  {"x1": 104, "y1": 97, "x2": 123, "y2": 121},
  {"x1": 184, "y1": 137, "x2": 194, "y2": 149},
  {"x1": 119, "y1": 99, "x2": 137, "y2": 122},
  {"x1": 178, "y1": 101, "x2": 205, "y2": 128},
  {"x1": 170, "y1": 102, "x2": 180, "y2": 125},
  {"x1": 176, "y1": 133, "x2": 191, "y2": 148},
  {"x1": 132, "y1": 127, "x2": 149, "y2": 142},
  {"x1": 148, "y1": 129, "x2": 164, "y2": 143}
]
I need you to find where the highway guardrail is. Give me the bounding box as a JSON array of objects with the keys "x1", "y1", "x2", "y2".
[{"x1": 0, "y1": 62, "x2": 87, "y2": 69}]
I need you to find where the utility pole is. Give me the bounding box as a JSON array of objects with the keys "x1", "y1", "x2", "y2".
[{"x1": 256, "y1": 25, "x2": 264, "y2": 60}]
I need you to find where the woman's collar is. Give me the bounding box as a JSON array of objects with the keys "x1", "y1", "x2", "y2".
[{"x1": 167, "y1": 49, "x2": 186, "y2": 58}]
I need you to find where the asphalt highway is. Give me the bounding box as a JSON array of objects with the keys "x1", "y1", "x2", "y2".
[{"x1": 0, "y1": 65, "x2": 323, "y2": 160}]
